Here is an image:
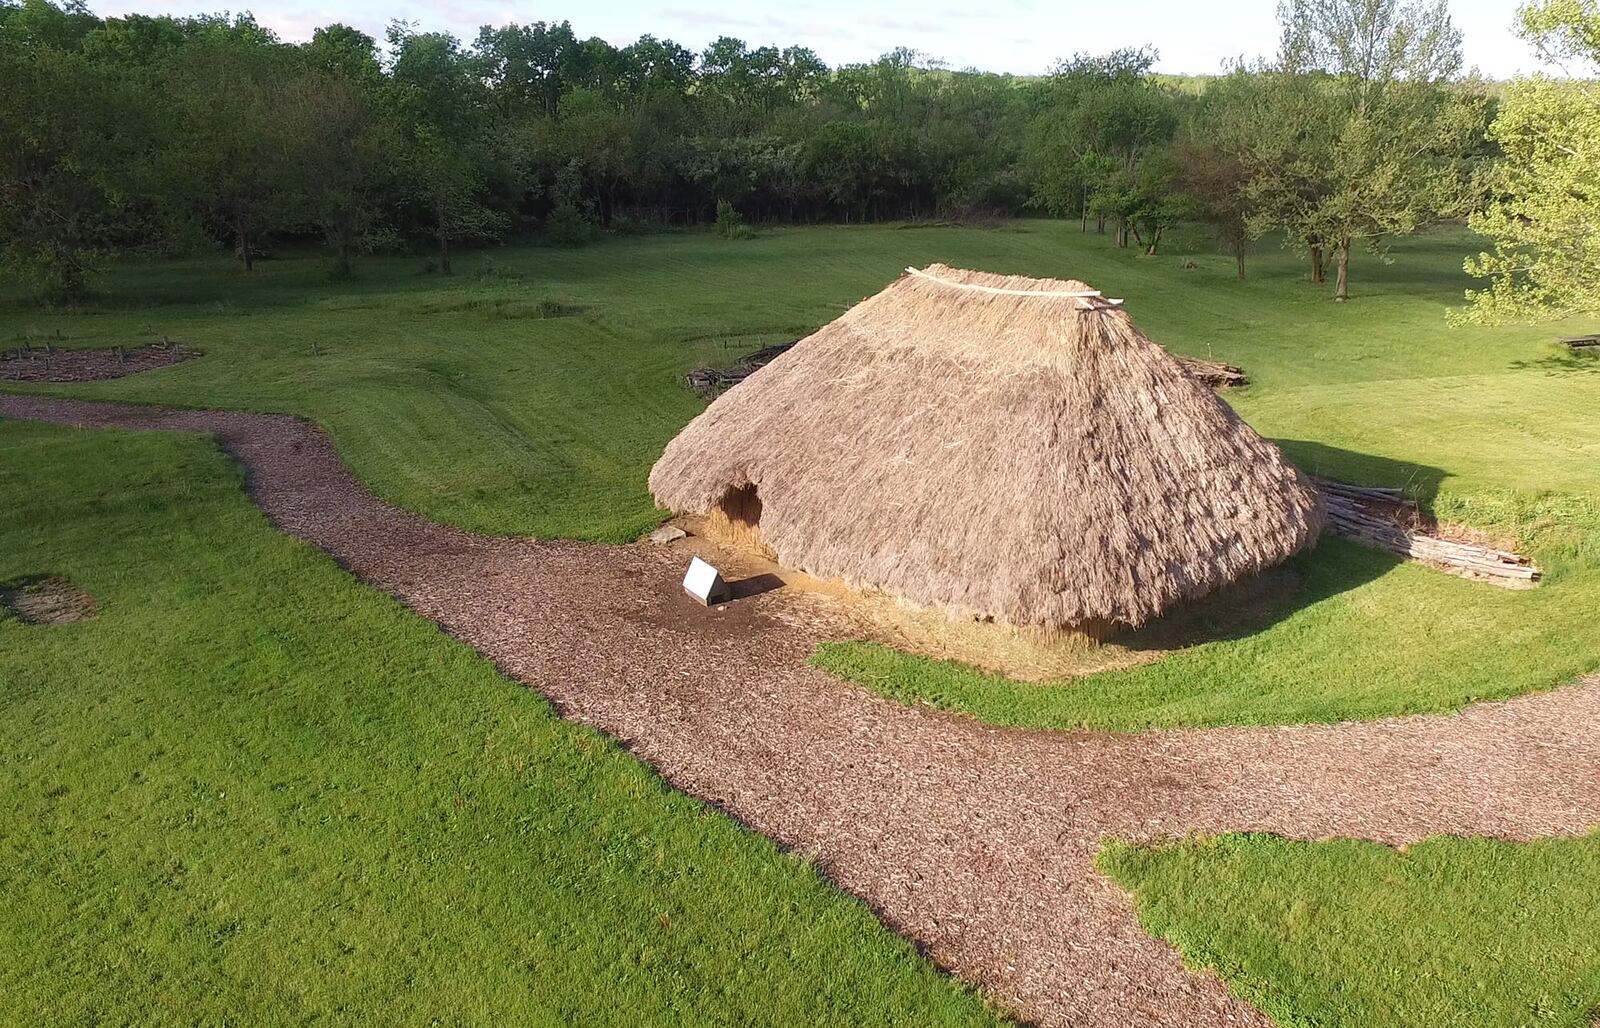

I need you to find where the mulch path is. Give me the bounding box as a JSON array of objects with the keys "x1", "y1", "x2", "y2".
[
  {"x1": 0, "y1": 342, "x2": 198, "y2": 382},
  {"x1": 4, "y1": 393, "x2": 1597, "y2": 1027}
]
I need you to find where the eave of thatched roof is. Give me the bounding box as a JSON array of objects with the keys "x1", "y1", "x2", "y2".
[{"x1": 649, "y1": 264, "x2": 1323, "y2": 630}]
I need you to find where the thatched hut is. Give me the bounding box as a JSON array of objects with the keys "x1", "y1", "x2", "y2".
[{"x1": 650, "y1": 264, "x2": 1323, "y2": 633}]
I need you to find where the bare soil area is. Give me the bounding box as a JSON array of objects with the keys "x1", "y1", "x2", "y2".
[
  {"x1": 1, "y1": 575, "x2": 96, "y2": 624},
  {"x1": 1, "y1": 342, "x2": 198, "y2": 382}
]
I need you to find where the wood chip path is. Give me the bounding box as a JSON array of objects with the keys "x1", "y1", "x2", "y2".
[{"x1": 4, "y1": 395, "x2": 1597, "y2": 1027}]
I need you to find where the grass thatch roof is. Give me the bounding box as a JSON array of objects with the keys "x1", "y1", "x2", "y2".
[{"x1": 650, "y1": 263, "x2": 1324, "y2": 631}]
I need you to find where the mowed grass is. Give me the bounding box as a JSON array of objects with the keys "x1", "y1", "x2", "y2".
[
  {"x1": 5, "y1": 226, "x2": 1600, "y2": 1027},
  {"x1": 3, "y1": 223, "x2": 1596, "y2": 543},
  {"x1": 4, "y1": 224, "x2": 1599, "y2": 733},
  {"x1": 812, "y1": 533, "x2": 1600, "y2": 731},
  {"x1": 1100, "y1": 834, "x2": 1600, "y2": 1027},
  {"x1": 0, "y1": 420, "x2": 999, "y2": 1026}
]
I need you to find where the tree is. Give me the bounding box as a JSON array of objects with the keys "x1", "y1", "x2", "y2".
[
  {"x1": 161, "y1": 16, "x2": 301, "y2": 272},
  {"x1": 0, "y1": 0, "x2": 1512, "y2": 287},
  {"x1": 279, "y1": 48, "x2": 395, "y2": 278},
  {"x1": 1255, "y1": 0, "x2": 1485, "y2": 300},
  {"x1": 385, "y1": 24, "x2": 501, "y2": 272},
  {"x1": 472, "y1": 20, "x2": 580, "y2": 120},
  {"x1": 0, "y1": 0, "x2": 153, "y2": 301},
  {"x1": 1173, "y1": 71, "x2": 1264, "y2": 279},
  {"x1": 1092, "y1": 149, "x2": 1186, "y2": 254},
  {"x1": 1023, "y1": 48, "x2": 1181, "y2": 247},
  {"x1": 1462, "y1": 1, "x2": 1600, "y2": 321}
]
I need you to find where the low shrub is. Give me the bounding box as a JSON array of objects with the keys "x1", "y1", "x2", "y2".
[
  {"x1": 715, "y1": 200, "x2": 753, "y2": 240},
  {"x1": 546, "y1": 202, "x2": 596, "y2": 247}
]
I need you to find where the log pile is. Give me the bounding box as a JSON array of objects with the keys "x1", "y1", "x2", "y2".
[
  {"x1": 1315, "y1": 478, "x2": 1540, "y2": 588},
  {"x1": 687, "y1": 341, "x2": 797, "y2": 397},
  {"x1": 1176, "y1": 355, "x2": 1248, "y2": 388},
  {"x1": 1560, "y1": 334, "x2": 1600, "y2": 350}
]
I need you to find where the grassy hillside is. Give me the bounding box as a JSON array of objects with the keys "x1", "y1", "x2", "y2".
[{"x1": 4, "y1": 223, "x2": 1598, "y2": 1027}]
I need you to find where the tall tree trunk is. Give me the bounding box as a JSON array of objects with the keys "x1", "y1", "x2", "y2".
[
  {"x1": 1309, "y1": 240, "x2": 1325, "y2": 284},
  {"x1": 1235, "y1": 250, "x2": 1247, "y2": 281},
  {"x1": 50, "y1": 240, "x2": 87, "y2": 303},
  {"x1": 437, "y1": 206, "x2": 451, "y2": 275},
  {"x1": 1144, "y1": 226, "x2": 1163, "y2": 256},
  {"x1": 1334, "y1": 237, "x2": 1351, "y2": 302},
  {"x1": 1081, "y1": 192, "x2": 1088, "y2": 233},
  {"x1": 1096, "y1": 212, "x2": 1106, "y2": 234},
  {"x1": 238, "y1": 225, "x2": 254, "y2": 273}
]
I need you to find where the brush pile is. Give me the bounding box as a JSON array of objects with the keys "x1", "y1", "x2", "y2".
[
  {"x1": 1315, "y1": 478, "x2": 1540, "y2": 587},
  {"x1": 686, "y1": 342, "x2": 797, "y2": 396},
  {"x1": 1176, "y1": 355, "x2": 1248, "y2": 388}
]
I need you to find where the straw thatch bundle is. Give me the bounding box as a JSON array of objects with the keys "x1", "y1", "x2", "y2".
[{"x1": 650, "y1": 264, "x2": 1324, "y2": 631}]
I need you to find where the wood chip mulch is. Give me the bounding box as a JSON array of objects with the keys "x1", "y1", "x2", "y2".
[
  {"x1": 3, "y1": 393, "x2": 1596, "y2": 1028},
  {"x1": 0, "y1": 342, "x2": 198, "y2": 382}
]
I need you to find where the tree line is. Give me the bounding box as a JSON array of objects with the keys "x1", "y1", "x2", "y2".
[{"x1": 0, "y1": 0, "x2": 1577, "y2": 318}]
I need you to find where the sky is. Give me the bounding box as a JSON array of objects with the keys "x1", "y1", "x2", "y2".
[{"x1": 93, "y1": 0, "x2": 1547, "y2": 79}]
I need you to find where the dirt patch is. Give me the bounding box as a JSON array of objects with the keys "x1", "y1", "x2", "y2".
[
  {"x1": 1, "y1": 341, "x2": 198, "y2": 382},
  {"x1": 1, "y1": 575, "x2": 97, "y2": 624}
]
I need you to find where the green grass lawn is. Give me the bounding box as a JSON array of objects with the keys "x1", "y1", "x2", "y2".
[
  {"x1": 0, "y1": 419, "x2": 997, "y2": 1026},
  {"x1": 811, "y1": 532, "x2": 1600, "y2": 731},
  {"x1": 1101, "y1": 834, "x2": 1600, "y2": 1027},
  {"x1": 5, "y1": 224, "x2": 1600, "y2": 1026},
  {"x1": 4, "y1": 223, "x2": 1598, "y2": 734},
  {"x1": 4, "y1": 223, "x2": 1596, "y2": 543}
]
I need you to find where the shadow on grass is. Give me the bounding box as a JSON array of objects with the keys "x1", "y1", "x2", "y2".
[
  {"x1": 1274, "y1": 438, "x2": 1448, "y2": 510},
  {"x1": 1116, "y1": 539, "x2": 1401, "y2": 653},
  {"x1": 1508, "y1": 347, "x2": 1600, "y2": 375},
  {"x1": 1116, "y1": 443, "x2": 1448, "y2": 653}
]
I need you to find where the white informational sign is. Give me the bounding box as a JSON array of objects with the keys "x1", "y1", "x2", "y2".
[{"x1": 682, "y1": 556, "x2": 730, "y2": 605}]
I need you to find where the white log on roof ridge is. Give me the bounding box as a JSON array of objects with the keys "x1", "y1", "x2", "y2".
[{"x1": 903, "y1": 266, "x2": 1124, "y2": 305}]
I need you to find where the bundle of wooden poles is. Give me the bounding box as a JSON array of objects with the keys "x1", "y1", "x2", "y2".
[
  {"x1": 1315, "y1": 478, "x2": 1540, "y2": 587},
  {"x1": 1175, "y1": 355, "x2": 1248, "y2": 387},
  {"x1": 686, "y1": 342, "x2": 796, "y2": 397}
]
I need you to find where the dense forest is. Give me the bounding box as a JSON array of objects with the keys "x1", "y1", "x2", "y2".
[{"x1": 0, "y1": 0, "x2": 1546, "y2": 308}]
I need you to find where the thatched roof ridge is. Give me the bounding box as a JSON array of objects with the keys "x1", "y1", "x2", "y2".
[{"x1": 649, "y1": 263, "x2": 1324, "y2": 630}]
